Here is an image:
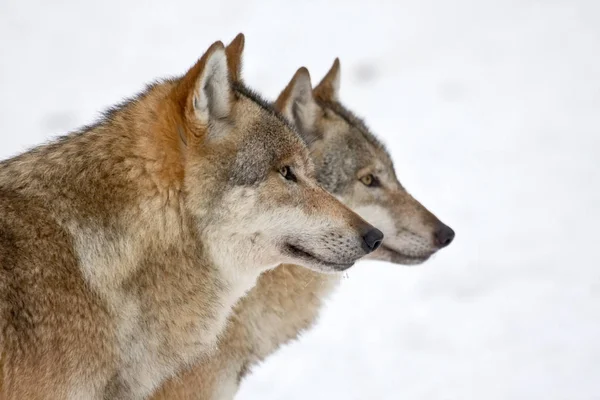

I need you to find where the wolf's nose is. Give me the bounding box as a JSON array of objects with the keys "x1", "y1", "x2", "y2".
[
  {"x1": 434, "y1": 223, "x2": 455, "y2": 248},
  {"x1": 362, "y1": 227, "x2": 384, "y2": 253}
]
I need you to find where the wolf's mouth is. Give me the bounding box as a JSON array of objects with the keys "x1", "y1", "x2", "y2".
[
  {"x1": 284, "y1": 243, "x2": 354, "y2": 271},
  {"x1": 377, "y1": 244, "x2": 433, "y2": 265}
]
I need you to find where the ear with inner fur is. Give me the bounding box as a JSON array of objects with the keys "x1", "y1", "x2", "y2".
[
  {"x1": 275, "y1": 67, "x2": 319, "y2": 143},
  {"x1": 225, "y1": 33, "x2": 245, "y2": 83},
  {"x1": 171, "y1": 40, "x2": 233, "y2": 143},
  {"x1": 313, "y1": 58, "x2": 341, "y2": 102}
]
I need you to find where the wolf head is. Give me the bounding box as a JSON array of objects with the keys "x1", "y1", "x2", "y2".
[
  {"x1": 166, "y1": 36, "x2": 382, "y2": 274},
  {"x1": 275, "y1": 59, "x2": 454, "y2": 266}
]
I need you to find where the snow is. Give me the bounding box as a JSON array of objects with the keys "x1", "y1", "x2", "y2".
[{"x1": 1, "y1": 0, "x2": 599, "y2": 398}]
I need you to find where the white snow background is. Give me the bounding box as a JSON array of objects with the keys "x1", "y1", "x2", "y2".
[{"x1": 1, "y1": 1, "x2": 599, "y2": 399}]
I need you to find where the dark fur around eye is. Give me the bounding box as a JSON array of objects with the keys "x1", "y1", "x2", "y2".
[
  {"x1": 279, "y1": 166, "x2": 297, "y2": 182},
  {"x1": 360, "y1": 174, "x2": 380, "y2": 188}
]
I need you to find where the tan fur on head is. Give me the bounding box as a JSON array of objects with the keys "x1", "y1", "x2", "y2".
[
  {"x1": 176, "y1": 41, "x2": 232, "y2": 142},
  {"x1": 225, "y1": 33, "x2": 245, "y2": 83},
  {"x1": 275, "y1": 67, "x2": 312, "y2": 113},
  {"x1": 314, "y1": 58, "x2": 341, "y2": 102},
  {"x1": 275, "y1": 67, "x2": 320, "y2": 140},
  {"x1": 138, "y1": 41, "x2": 233, "y2": 194},
  {"x1": 173, "y1": 42, "x2": 225, "y2": 123}
]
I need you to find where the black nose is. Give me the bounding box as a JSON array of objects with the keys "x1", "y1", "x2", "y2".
[
  {"x1": 434, "y1": 223, "x2": 455, "y2": 248},
  {"x1": 362, "y1": 227, "x2": 384, "y2": 253}
]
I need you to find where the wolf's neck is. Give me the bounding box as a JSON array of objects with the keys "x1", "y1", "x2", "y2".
[{"x1": 203, "y1": 228, "x2": 280, "y2": 312}]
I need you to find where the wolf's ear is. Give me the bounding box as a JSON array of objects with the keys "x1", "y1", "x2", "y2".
[
  {"x1": 174, "y1": 41, "x2": 232, "y2": 140},
  {"x1": 314, "y1": 58, "x2": 341, "y2": 102},
  {"x1": 226, "y1": 33, "x2": 244, "y2": 83},
  {"x1": 275, "y1": 67, "x2": 319, "y2": 139}
]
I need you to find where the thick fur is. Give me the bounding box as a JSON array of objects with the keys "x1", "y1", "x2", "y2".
[
  {"x1": 0, "y1": 37, "x2": 376, "y2": 400},
  {"x1": 153, "y1": 60, "x2": 455, "y2": 399}
]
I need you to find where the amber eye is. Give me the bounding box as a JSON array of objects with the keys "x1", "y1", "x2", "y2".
[
  {"x1": 360, "y1": 174, "x2": 379, "y2": 187},
  {"x1": 279, "y1": 166, "x2": 297, "y2": 182}
]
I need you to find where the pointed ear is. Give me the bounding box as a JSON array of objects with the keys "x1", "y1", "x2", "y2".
[
  {"x1": 226, "y1": 33, "x2": 245, "y2": 83},
  {"x1": 314, "y1": 58, "x2": 340, "y2": 102},
  {"x1": 173, "y1": 41, "x2": 232, "y2": 141},
  {"x1": 275, "y1": 67, "x2": 319, "y2": 137}
]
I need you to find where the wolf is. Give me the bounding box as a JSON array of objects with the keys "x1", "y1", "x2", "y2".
[
  {"x1": 0, "y1": 34, "x2": 382, "y2": 400},
  {"x1": 152, "y1": 57, "x2": 455, "y2": 400}
]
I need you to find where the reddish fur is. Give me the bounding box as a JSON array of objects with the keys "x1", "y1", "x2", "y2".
[{"x1": 313, "y1": 58, "x2": 340, "y2": 102}]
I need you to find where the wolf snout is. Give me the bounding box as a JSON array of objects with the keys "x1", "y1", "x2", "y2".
[
  {"x1": 434, "y1": 222, "x2": 455, "y2": 248},
  {"x1": 361, "y1": 226, "x2": 384, "y2": 254}
]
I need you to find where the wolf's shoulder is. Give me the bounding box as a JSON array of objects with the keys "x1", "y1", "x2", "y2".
[{"x1": 0, "y1": 187, "x2": 75, "y2": 272}]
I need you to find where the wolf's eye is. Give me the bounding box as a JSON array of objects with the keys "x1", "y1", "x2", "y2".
[
  {"x1": 360, "y1": 174, "x2": 379, "y2": 188},
  {"x1": 279, "y1": 166, "x2": 297, "y2": 182}
]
